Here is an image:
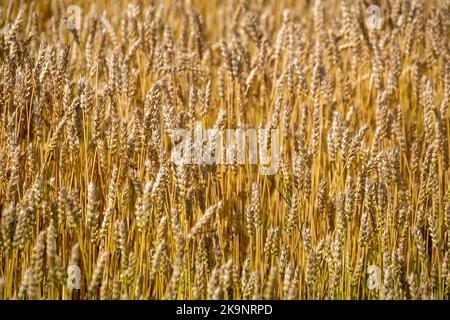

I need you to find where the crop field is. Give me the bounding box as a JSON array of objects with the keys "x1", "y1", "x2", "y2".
[{"x1": 0, "y1": 0, "x2": 449, "y2": 300}]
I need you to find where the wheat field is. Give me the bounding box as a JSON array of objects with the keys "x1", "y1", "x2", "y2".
[{"x1": 0, "y1": 0, "x2": 449, "y2": 300}]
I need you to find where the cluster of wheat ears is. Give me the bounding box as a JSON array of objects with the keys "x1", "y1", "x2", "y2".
[{"x1": 0, "y1": 0, "x2": 449, "y2": 300}]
